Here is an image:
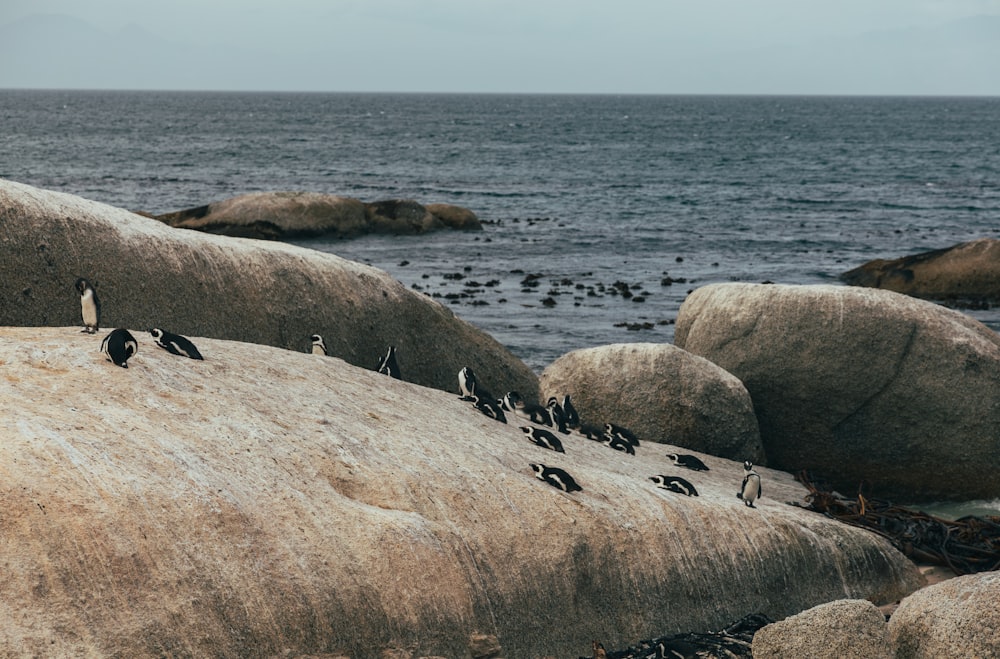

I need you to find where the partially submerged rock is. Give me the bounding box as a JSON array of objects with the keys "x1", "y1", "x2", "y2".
[
  {"x1": 0, "y1": 179, "x2": 531, "y2": 398},
  {"x1": 154, "y1": 191, "x2": 482, "y2": 239},
  {"x1": 539, "y1": 343, "x2": 764, "y2": 463},
  {"x1": 675, "y1": 283, "x2": 1000, "y2": 502},
  {"x1": 0, "y1": 327, "x2": 922, "y2": 658},
  {"x1": 840, "y1": 237, "x2": 1000, "y2": 306}
]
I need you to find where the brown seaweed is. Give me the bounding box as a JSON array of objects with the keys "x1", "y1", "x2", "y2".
[{"x1": 793, "y1": 471, "x2": 1000, "y2": 576}]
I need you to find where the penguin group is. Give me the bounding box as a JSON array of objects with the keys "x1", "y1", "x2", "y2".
[
  {"x1": 451, "y1": 365, "x2": 765, "y2": 508},
  {"x1": 74, "y1": 277, "x2": 204, "y2": 369},
  {"x1": 310, "y1": 333, "x2": 404, "y2": 381}
]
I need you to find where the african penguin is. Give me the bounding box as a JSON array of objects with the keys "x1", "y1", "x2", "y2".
[
  {"x1": 148, "y1": 328, "x2": 204, "y2": 360},
  {"x1": 546, "y1": 397, "x2": 569, "y2": 434},
  {"x1": 605, "y1": 434, "x2": 636, "y2": 455},
  {"x1": 521, "y1": 401, "x2": 553, "y2": 426},
  {"x1": 561, "y1": 394, "x2": 580, "y2": 429},
  {"x1": 737, "y1": 460, "x2": 762, "y2": 508},
  {"x1": 520, "y1": 426, "x2": 565, "y2": 453},
  {"x1": 75, "y1": 278, "x2": 100, "y2": 334},
  {"x1": 666, "y1": 453, "x2": 710, "y2": 472},
  {"x1": 650, "y1": 474, "x2": 699, "y2": 497},
  {"x1": 472, "y1": 394, "x2": 507, "y2": 424},
  {"x1": 376, "y1": 345, "x2": 401, "y2": 379},
  {"x1": 458, "y1": 366, "x2": 477, "y2": 400},
  {"x1": 500, "y1": 390, "x2": 523, "y2": 413},
  {"x1": 605, "y1": 422, "x2": 640, "y2": 447},
  {"x1": 100, "y1": 328, "x2": 138, "y2": 368},
  {"x1": 530, "y1": 463, "x2": 582, "y2": 493},
  {"x1": 310, "y1": 334, "x2": 328, "y2": 356},
  {"x1": 578, "y1": 423, "x2": 607, "y2": 441}
]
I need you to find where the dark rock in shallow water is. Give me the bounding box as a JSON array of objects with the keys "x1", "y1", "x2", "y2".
[
  {"x1": 154, "y1": 191, "x2": 482, "y2": 239},
  {"x1": 840, "y1": 238, "x2": 1000, "y2": 306}
]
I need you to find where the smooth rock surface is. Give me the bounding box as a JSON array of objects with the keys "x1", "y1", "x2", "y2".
[
  {"x1": 539, "y1": 343, "x2": 765, "y2": 463},
  {"x1": 675, "y1": 283, "x2": 1000, "y2": 502},
  {"x1": 840, "y1": 237, "x2": 1000, "y2": 304},
  {"x1": 752, "y1": 599, "x2": 892, "y2": 659},
  {"x1": 0, "y1": 179, "x2": 533, "y2": 399},
  {"x1": 0, "y1": 327, "x2": 923, "y2": 658},
  {"x1": 888, "y1": 572, "x2": 1000, "y2": 659}
]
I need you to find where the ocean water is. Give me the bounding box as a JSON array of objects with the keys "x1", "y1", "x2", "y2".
[
  {"x1": 3, "y1": 90, "x2": 1000, "y2": 374},
  {"x1": 4, "y1": 90, "x2": 1000, "y2": 516}
]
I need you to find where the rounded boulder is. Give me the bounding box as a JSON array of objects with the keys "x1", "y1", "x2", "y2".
[
  {"x1": 540, "y1": 343, "x2": 764, "y2": 462},
  {"x1": 675, "y1": 282, "x2": 1000, "y2": 501}
]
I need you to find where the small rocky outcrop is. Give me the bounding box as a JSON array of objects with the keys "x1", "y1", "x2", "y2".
[
  {"x1": 752, "y1": 600, "x2": 892, "y2": 659},
  {"x1": 539, "y1": 343, "x2": 764, "y2": 463},
  {"x1": 154, "y1": 191, "x2": 482, "y2": 239},
  {"x1": 674, "y1": 283, "x2": 1000, "y2": 502},
  {"x1": 0, "y1": 327, "x2": 923, "y2": 658},
  {"x1": 0, "y1": 179, "x2": 531, "y2": 399},
  {"x1": 888, "y1": 572, "x2": 1000, "y2": 658},
  {"x1": 840, "y1": 237, "x2": 1000, "y2": 305}
]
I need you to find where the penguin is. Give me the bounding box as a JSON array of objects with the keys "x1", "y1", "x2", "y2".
[
  {"x1": 500, "y1": 390, "x2": 523, "y2": 413},
  {"x1": 520, "y1": 426, "x2": 565, "y2": 453},
  {"x1": 376, "y1": 346, "x2": 401, "y2": 379},
  {"x1": 458, "y1": 366, "x2": 477, "y2": 400},
  {"x1": 310, "y1": 334, "x2": 328, "y2": 356},
  {"x1": 605, "y1": 422, "x2": 640, "y2": 447},
  {"x1": 578, "y1": 423, "x2": 607, "y2": 441},
  {"x1": 148, "y1": 328, "x2": 203, "y2": 360},
  {"x1": 100, "y1": 328, "x2": 138, "y2": 368},
  {"x1": 75, "y1": 278, "x2": 100, "y2": 334},
  {"x1": 521, "y1": 401, "x2": 553, "y2": 426},
  {"x1": 561, "y1": 394, "x2": 580, "y2": 429},
  {"x1": 650, "y1": 474, "x2": 699, "y2": 496},
  {"x1": 737, "y1": 460, "x2": 762, "y2": 508},
  {"x1": 472, "y1": 394, "x2": 507, "y2": 424},
  {"x1": 605, "y1": 434, "x2": 636, "y2": 455},
  {"x1": 546, "y1": 397, "x2": 569, "y2": 434},
  {"x1": 530, "y1": 463, "x2": 582, "y2": 493},
  {"x1": 666, "y1": 453, "x2": 710, "y2": 472}
]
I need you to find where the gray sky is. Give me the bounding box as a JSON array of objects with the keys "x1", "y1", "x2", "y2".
[{"x1": 2, "y1": 0, "x2": 1000, "y2": 94}]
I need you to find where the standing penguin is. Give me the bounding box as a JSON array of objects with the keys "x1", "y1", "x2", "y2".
[
  {"x1": 310, "y1": 334, "x2": 328, "y2": 356},
  {"x1": 561, "y1": 394, "x2": 580, "y2": 429},
  {"x1": 530, "y1": 463, "x2": 582, "y2": 493},
  {"x1": 376, "y1": 346, "x2": 401, "y2": 379},
  {"x1": 148, "y1": 328, "x2": 204, "y2": 360},
  {"x1": 75, "y1": 278, "x2": 100, "y2": 334},
  {"x1": 546, "y1": 397, "x2": 569, "y2": 434},
  {"x1": 737, "y1": 460, "x2": 762, "y2": 508},
  {"x1": 101, "y1": 328, "x2": 138, "y2": 368},
  {"x1": 458, "y1": 366, "x2": 477, "y2": 399}
]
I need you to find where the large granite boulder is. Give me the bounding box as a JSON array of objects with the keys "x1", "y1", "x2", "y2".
[
  {"x1": 840, "y1": 238, "x2": 1000, "y2": 305},
  {"x1": 0, "y1": 327, "x2": 923, "y2": 658},
  {"x1": 674, "y1": 283, "x2": 1000, "y2": 502},
  {"x1": 154, "y1": 191, "x2": 482, "y2": 239},
  {"x1": 752, "y1": 599, "x2": 892, "y2": 659},
  {"x1": 0, "y1": 179, "x2": 533, "y2": 399},
  {"x1": 539, "y1": 343, "x2": 765, "y2": 463},
  {"x1": 888, "y1": 572, "x2": 1000, "y2": 658}
]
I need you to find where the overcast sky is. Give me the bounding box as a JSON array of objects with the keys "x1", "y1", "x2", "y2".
[{"x1": 2, "y1": 0, "x2": 1000, "y2": 94}]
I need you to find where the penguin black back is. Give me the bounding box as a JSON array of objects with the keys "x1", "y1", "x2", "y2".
[
  {"x1": 101, "y1": 328, "x2": 138, "y2": 368},
  {"x1": 666, "y1": 453, "x2": 710, "y2": 471},
  {"x1": 148, "y1": 328, "x2": 204, "y2": 360},
  {"x1": 376, "y1": 345, "x2": 401, "y2": 379},
  {"x1": 520, "y1": 426, "x2": 565, "y2": 453},
  {"x1": 530, "y1": 463, "x2": 582, "y2": 492},
  {"x1": 650, "y1": 474, "x2": 699, "y2": 496}
]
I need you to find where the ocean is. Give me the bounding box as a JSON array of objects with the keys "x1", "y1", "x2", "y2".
[{"x1": 3, "y1": 90, "x2": 1000, "y2": 515}]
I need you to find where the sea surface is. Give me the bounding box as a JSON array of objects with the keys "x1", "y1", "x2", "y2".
[{"x1": 3, "y1": 90, "x2": 1000, "y2": 513}]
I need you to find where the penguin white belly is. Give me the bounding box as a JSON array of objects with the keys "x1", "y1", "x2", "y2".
[{"x1": 81, "y1": 290, "x2": 98, "y2": 327}]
